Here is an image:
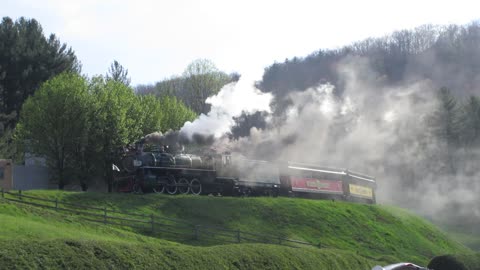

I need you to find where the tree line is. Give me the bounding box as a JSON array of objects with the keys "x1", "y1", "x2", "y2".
[
  {"x1": 136, "y1": 59, "x2": 240, "y2": 115},
  {"x1": 260, "y1": 21, "x2": 480, "y2": 105},
  {"x1": 15, "y1": 73, "x2": 196, "y2": 191},
  {"x1": 0, "y1": 17, "x2": 80, "y2": 159},
  {"x1": 0, "y1": 16, "x2": 235, "y2": 191},
  {"x1": 422, "y1": 88, "x2": 480, "y2": 176}
]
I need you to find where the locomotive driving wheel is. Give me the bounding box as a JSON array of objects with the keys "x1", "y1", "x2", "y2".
[
  {"x1": 153, "y1": 177, "x2": 165, "y2": 194},
  {"x1": 132, "y1": 178, "x2": 143, "y2": 194},
  {"x1": 190, "y1": 178, "x2": 202, "y2": 195},
  {"x1": 177, "y1": 178, "x2": 190, "y2": 194},
  {"x1": 166, "y1": 175, "x2": 177, "y2": 195}
]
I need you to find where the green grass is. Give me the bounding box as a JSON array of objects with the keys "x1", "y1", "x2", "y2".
[
  {"x1": 0, "y1": 239, "x2": 376, "y2": 270},
  {"x1": 0, "y1": 203, "x2": 172, "y2": 245},
  {"x1": 446, "y1": 231, "x2": 480, "y2": 251},
  {"x1": 441, "y1": 223, "x2": 480, "y2": 252},
  {"x1": 0, "y1": 190, "x2": 472, "y2": 269}
]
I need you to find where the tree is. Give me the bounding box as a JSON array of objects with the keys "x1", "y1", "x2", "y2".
[
  {"x1": 427, "y1": 87, "x2": 461, "y2": 174},
  {"x1": 89, "y1": 78, "x2": 143, "y2": 192},
  {"x1": 140, "y1": 60, "x2": 237, "y2": 115},
  {"x1": 153, "y1": 76, "x2": 185, "y2": 98},
  {"x1": 0, "y1": 111, "x2": 18, "y2": 160},
  {"x1": 433, "y1": 88, "x2": 461, "y2": 144},
  {"x1": 0, "y1": 17, "x2": 80, "y2": 128},
  {"x1": 182, "y1": 59, "x2": 232, "y2": 114},
  {"x1": 157, "y1": 95, "x2": 197, "y2": 131},
  {"x1": 230, "y1": 111, "x2": 267, "y2": 139},
  {"x1": 459, "y1": 95, "x2": 480, "y2": 147},
  {"x1": 15, "y1": 67, "x2": 196, "y2": 191},
  {"x1": 16, "y1": 73, "x2": 91, "y2": 189},
  {"x1": 106, "y1": 60, "x2": 131, "y2": 86}
]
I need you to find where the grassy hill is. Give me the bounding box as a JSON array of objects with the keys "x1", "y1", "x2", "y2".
[{"x1": 0, "y1": 190, "x2": 471, "y2": 269}]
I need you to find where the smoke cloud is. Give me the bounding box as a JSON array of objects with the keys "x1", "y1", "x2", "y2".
[
  {"x1": 142, "y1": 55, "x2": 480, "y2": 231},
  {"x1": 180, "y1": 74, "x2": 272, "y2": 139},
  {"x1": 207, "y1": 56, "x2": 478, "y2": 229}
]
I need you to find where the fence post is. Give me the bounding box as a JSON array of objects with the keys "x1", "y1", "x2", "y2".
[
  {"x1": 150, "y1": 214, "x2": 154, "y2": 232},
  {"x1": 1, "y1": 188, "x2": 4, "y2": 198},
  {"x1": 55, "y1": 198, "x2": 58, "y2": 210},
  {"x1": 236, "y1": 230, "x2": 241, "y2": 243},
  {"x1": 18, "y1": 190, "x2": 22, "y2": 200},
  {"x1": 103, "y1": 207, "x2": 107, "y2": 224},
  {"x1": 194, "y1": 225, "x2": 200, "y2": 240},
  {"x1": 278, "y1": 237, "x2": 282, "y2": 245}
]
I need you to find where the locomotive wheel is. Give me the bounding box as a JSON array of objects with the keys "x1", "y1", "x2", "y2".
[
  {"x1": 190, "y1": 178, "x2": 202, "y2": 195},
  {"x1": 178, "y1": 178, "x2": 190, "y2": 194},
  {"x1": 132, "y1": 182, "x2": 143, "y2": 194},
  {"x1": 166, "y1": 175, "x2": 177, "y2": 195},
  {"x1": 153, "y1": 176, "x2": 165, "y2": 194},
  {"x1": 153, "y1": 183, "x2": 165, "y2": 194}
]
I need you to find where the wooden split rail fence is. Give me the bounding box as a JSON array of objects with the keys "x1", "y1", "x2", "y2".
[{"x1": 0, "y1": 189, "x2": 319, "y2": 248}]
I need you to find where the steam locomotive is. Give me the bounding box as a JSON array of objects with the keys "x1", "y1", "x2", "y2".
[{"x1": 113, "y1": 142, "x2": 377, "y2": 204}]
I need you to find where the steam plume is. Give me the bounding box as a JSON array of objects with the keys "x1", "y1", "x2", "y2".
[{"x1": 180, "y1": 74, "x2": 272, "y2": 139}]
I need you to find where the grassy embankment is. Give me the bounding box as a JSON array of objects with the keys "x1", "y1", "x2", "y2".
[{"x1": 0, "y1": 190, "x2": 471, "y2": 269}]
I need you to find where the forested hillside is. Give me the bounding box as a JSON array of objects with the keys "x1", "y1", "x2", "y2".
[{"x1": 260, "y1": 22, "x2": 480, "y2": 101}]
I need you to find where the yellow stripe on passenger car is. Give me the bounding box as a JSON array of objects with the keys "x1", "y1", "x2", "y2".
[{"x1": 349, "y1": 184, "x2": 373, "y2": 198}]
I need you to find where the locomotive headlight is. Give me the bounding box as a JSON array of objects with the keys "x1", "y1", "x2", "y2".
[
  {"x1": 133, "y1": 160, "x2": 142, "y2": 167},
  {"x1": 273, "y1": 184, "x2": 278, "y2": 188}
]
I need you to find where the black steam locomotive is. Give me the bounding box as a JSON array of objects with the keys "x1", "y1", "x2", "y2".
[{"x1": 113, "y1": 142, "x2": 377, "y2": 204}]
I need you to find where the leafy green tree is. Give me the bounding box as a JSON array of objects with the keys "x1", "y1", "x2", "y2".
[
  {"x1": 182, "y1": 59, "x2": 233, "y2": 114},
  {"x1": 16, "y1": 72, "x2": 195, "y2": 191},
  {"x1": 141, "y1": 60, "x2": 237, "y2": 115},
  {"x1": 137, "y1": 94, "x2": 164, "y2": 135},
  {"x1": 158, "y1": 95, "x2": 197, "y2": 131},
  {"x1": 0, "y1": 111, "x2": 18, "y2": 160},
  {"x1": 93, "y1": 82, "x2": 196, "y2": 191},
  {"x1": 16, "y1": 73, "x2": 90, "y2": 189},
  {"x1": 0, "y1": 17, "x2": 80, "y2": 128},
  {"x1": 153, "y1": 76, "x2": 185, "y2": 98},
  {"x1": 89, "y1": 78, "x2": 144, "y2": 191},
  {"x1": 106, "y1": 60, "x2": 131, "y2": 86}
]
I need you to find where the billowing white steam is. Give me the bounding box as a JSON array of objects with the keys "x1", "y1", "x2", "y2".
[
  {"x1": 157, "y1": 55, "x2": 479, "y2": 228},
  {"x1": 214, "y1": 57, "x2": 480, "y2": 228},
  {"x1": 180, "y1": 74, "x2": 272, "y2": 139}
]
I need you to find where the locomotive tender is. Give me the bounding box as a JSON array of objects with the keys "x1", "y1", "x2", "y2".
[{"x1": 113, "y1": 142, "x2": 377, "y2": 204}]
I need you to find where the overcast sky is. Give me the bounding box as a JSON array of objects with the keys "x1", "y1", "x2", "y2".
[{"x1": 3, "y1": 0, "x2": 479, "y2": 85}]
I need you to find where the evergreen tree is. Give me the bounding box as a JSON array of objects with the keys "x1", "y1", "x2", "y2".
[
  {"x1": 106, "y1": 60, "x2": 131, "y2": 86},
  {"x1": 427, "y1": 87, "x2": 461, "y2": 174},
  {"x1": 0, "y1": 17, "x2": 80, "y2": 127},
  {"x1": 459, "y1": 95, "x2": 480, "y2": 147}
]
